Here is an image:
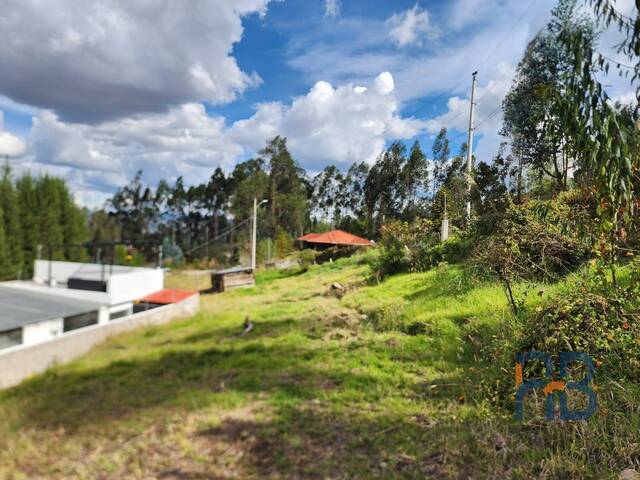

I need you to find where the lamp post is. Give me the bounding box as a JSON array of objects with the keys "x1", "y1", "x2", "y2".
[{"x1": 251, "y1": 198, "x2": 268, "y2": 272}]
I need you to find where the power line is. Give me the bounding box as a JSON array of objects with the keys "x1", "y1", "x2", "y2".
[
  {"x1": 474, "y1": 105, "x2": 502, "y2": 130},
  {"x1": 406, "y1": 76, "x2": 469, "y2": 117},
  {"x1": 185, "y1": 217, "x2": 251, "y2": 255},
  {"x1": 479, "y1": 0, "x2": 538, "y2": 69},
  {"x1": 445, "y1": 104, "x2": 502, "y2": 145},
  {"x1": 597, "y1": 51, "x2": 636, "y2": 70}
]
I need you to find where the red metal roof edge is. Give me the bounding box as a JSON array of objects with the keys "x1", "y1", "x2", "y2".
[{"x1": 139, "y1": 288, "x2": 197, "y2": 305}]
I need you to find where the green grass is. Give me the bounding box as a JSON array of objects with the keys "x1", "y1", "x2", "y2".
[{"x1": 0, "y1": 255, "x2": 638, "y2": 478}]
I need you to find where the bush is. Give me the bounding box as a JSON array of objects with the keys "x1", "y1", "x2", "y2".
[
  {"x1": 372, "y1": 219, "x2": 438, "y2": 276},
  {"x1": 516, "y1": 262, "x2": 640, "y2": 380},
  {"x1": 372, "y1": 219, "x2": 473, "y2": 277},
  {"x1": 472, "y1": 192, "x2": 595, "y2": 282},
  {"x1": 315, "y1": 245, "x2": 362, "y2": 264},
  {"x1": 298, "y1": 249, "x2": 318, "y2": 271},
  {"x1": 416, "y1": 236, "x2": 474, "y2": 268}
]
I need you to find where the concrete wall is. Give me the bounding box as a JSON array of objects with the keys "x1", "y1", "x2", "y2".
[
  {"x1": 33, "y1": 260, "x2": 84, "y2": 284},
  {"x1": 32, "y1": 260, "x2": 164, "y2": 305},
  {"x1": 22, "y1": 318, "x2": 63, "y2": 345},
  {"x1": 107, "y1": 269, "x2": 163, "y2": 304},
  {"x1": 0, "y1": 294, "x2": 199, "y2": 389}
]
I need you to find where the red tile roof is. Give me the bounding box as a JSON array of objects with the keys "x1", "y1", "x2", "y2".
[
  {"x1": 139, "y1": 289, "x2": 197, "y2": 305},
  {"x1": 297, "y1": 229, "x2": 372, "y2": 247}
]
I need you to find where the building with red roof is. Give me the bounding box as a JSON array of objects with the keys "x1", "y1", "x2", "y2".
[{"x1": 297, "y1": 229, "x2": 373, "y2": 248}]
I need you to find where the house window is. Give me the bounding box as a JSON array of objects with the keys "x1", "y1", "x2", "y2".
[
  {"x1": 0, "y1": 328, "x2": 22, "y2": 349},
  {"x1": 63, "y1": 311, "x2": 99, "y2": 332},
  {"x1": 109, "y1": 309, "x2": 129, "y2": 321}
]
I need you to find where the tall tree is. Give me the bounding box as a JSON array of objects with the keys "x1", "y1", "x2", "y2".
[
  {"x1": 364, "y1": 141, "x2": 407, "y2": 233},
  {"x1": 402, "y1": 141, "x2": 428, "y2": 217},
  {"x1": 312, "y1": 165, "x2": 344, "y2": 224},
  {"x1": 259, "y1": 136, "x2": 309, "y2": 237},
  {"x1": 109, "y1": 170, "x2": 162, "y2": 242},
  {"x1": 0, "y1": 164, "x2": 23, "y2": 277},
  {"x1": 559, "y1": 0, "x2": 638, "y2": 243},
  {"x1": 0, "y1": 205, "x2": 10, "y2": 280},
  {"x1": 204, "y1": 167, "x2": 230, "y2": 238},
  {"x1": 16, "y1": 173, "x2": 39, "y2": 273},
  {"x1": 431, "y1": 128, "x2": 450, "y2": 196},
  {"x1": 502, "y1": 0, "x2": 595, "y2": 192}
]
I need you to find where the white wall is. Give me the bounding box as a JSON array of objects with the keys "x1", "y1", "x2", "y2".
[
  {"x1": 107, "y1": 270, "x2": 163, "y2": 304},
  {"x1": 98, "y1": 306, "x2": 109, "y2": 324},
  {"x1": 22, "y1": 318, "x2": 63, "y2": 345},
  {"x1": 32, "y1": 261, "x2": 164, "y2": 305},
  {"x1": 34, "y1": 260, "x2": 84, "y2": 284}
]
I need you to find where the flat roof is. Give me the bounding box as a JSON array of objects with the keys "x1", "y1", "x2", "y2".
[
  {"x1": 213, "y1": 266, "x2": 253, "y2": 275},
  {"x1": 2, "y1": 281, "x2": 112, "y2": 303},
  {"x1": 0, "y1": 285, "x2": 105, "y2": 331}
]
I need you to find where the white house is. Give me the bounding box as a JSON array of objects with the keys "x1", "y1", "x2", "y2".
[{"x1": 0, "y1": 260, "x2": 166, "y2": 349}]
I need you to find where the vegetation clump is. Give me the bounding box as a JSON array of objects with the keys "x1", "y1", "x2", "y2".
[
  {"x1": 472, "y1": 191, "x2": 595, "y2": 283},
  {"x1": 517, "y1": 262, "x2": 640, "y2": 380}
]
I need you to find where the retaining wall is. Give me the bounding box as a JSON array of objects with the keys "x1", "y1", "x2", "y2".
[{"x1": 0, "y1": 293, "x2": 199, "y2": 389}]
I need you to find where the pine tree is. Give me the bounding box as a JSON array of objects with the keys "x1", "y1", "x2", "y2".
[
  {"x1": 0, "y1": 204, "x2": 10, "y2": 280},
  {"x1": 16, "y1": 173, "x2": 39, "y2": 274},
  {"x1": 0, "y1": 163, "x2": 23, "y2": 278},
  {"x1": 35, "y1": 176, "x2": 65, "y2": 260},
  {"x1": 58, "y1": 179, "x2": 88, "y2": 261}
]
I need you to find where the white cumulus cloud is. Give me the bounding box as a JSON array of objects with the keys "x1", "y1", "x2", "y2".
[
  {"x1": 387, "y1": 4, "x2": 438, "y2": 47},
  {"x1": 0, "y1": 0, "x2": 270, "y2": 123},
  {"x1": 324, "y1": 0, "x2": 340, "y2": 18},
  {"x1": 0, "y1": 112, "x2": 27, "y2": 157},
  {"x1": 230, "y1": 72, "x2": 424, "y2": 167},
  {"x1": 26, "y1": 72, "x2": 425, "y2": 205}
]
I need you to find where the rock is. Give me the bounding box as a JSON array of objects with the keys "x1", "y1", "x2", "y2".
[
  {"x1": 620, "y1": 469, "x2": 640, "y2": 480},
  {"x1": 331, "y1": 282, "x2": 343, "y2": 290}
]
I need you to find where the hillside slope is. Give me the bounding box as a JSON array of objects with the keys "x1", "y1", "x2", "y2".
[{"x1": 0, "y1": 256, "x2": 635, "y2": 479}]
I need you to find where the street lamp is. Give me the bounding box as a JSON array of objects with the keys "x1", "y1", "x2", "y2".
[{"x1": 251, "y1": 198, "x2": 268, "y2": 272}]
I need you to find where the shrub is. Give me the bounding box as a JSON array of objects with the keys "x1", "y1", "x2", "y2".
[
  {"x1": 298, "y1": 249, "x2": 318, "y2": 271},
  {"x1": 472, "y1": 192, "x2": 595, "y2": 282},
  {"x1": 416, "y1": 236, "x2": 474, "y2": 268},
  {"x1": 373, "y1": 219, "x2": 438, "y2": 276},
  {"x1": 372, "y1": 219, "x2": 474, "y2": 277},
  {"x1": 315, "y1": 245, "x2": 362, "y2": 264},
  {"x1": 516, "y1": 261, "x2": 640, "y2": 380}
]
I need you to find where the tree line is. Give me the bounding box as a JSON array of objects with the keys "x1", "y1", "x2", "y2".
[
  {"x1": 97, "y1": 1, "x2": 624, "y2": 259},
  {"x1": 1, "y1": 0, "x2": 634, "y2": 274},
  {"x1": 0, "y1": 165, "x2": 88, "y2": 280}
]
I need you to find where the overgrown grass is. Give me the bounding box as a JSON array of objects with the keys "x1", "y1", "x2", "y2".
[{"x1": 0, "y1": 255, "x2": 638, "y2": 478}]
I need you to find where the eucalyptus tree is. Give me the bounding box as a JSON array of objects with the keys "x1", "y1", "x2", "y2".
[
  {"x1": 502, "y1": 0, "x2": 596, "y2": 192},
  {"x1": 559, "y1": 0, "x2": 639, "y2": 244},
  {"x1": 402, "y1": 141, "x2": 429, "y2": 217},
  {"x1": 431, "y1": 128, "x2": 450, "y2": 196}
]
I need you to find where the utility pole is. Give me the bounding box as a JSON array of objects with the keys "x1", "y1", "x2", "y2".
[
  {"x1": 466, "y1": 71, "x2": 478, "y2": 225},
  {"x1": 440, "y1": 192, "x2": 449, "y2": 242}
]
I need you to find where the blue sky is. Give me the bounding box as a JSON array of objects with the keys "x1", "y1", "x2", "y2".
[{"x1": 0, "y1": 0, "x2": 635, "y2": 207}]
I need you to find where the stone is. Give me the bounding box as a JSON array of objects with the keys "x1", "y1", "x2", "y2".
[{"x1": 620, "y1": 469, "x2": 640, "y2": 480}]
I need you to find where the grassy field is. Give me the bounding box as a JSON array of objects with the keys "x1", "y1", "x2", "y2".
[{"x1": 0, "y1": 255, "x2": 638, "y2": 479}]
